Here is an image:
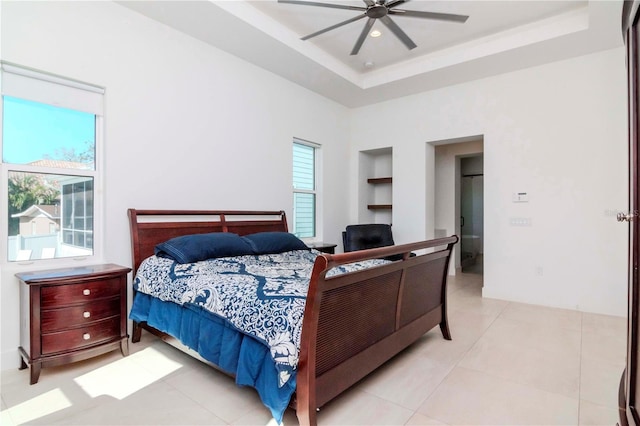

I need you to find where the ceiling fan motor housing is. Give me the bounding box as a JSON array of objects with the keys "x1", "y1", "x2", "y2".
[{"x1": 367, "y1": 5, "x2": 388, "y2": 19}]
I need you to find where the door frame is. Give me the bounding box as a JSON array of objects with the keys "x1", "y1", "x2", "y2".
[{"x1": 621, "y1": 1, "x2": 640, "y2": 425}]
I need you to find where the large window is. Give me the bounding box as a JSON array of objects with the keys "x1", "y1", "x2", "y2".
[
  {"x1": 1, "y1": 63, "x2": 103, "y2": 262},
  {"x1": 292, "y1": 140, "x2": 319, "y2": 238}
]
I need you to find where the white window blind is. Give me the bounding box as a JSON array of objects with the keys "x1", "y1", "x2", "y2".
[
  {"x1": 1, "y1": 62, "x2": 104, "y2": 116},
  {"x1": 293, "y1": 140, "x2": 317, "y2": 238}
]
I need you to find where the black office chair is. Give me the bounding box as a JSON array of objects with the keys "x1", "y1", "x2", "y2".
[{"x1": 342, "y1": 224, "x2": 406, "y2": 261}]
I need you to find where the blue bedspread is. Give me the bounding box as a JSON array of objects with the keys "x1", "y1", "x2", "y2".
[{"x1": 130, "y1": 249, "x2": 388, "y2": 422}]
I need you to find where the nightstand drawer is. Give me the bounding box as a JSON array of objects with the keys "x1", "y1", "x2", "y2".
[
  {"x1": 41, "y1": 278, "x2": 121, "y2": 307},
  {"x1": 41, "y1": 298, "x2": 121, "y2": 332},
  {"x1": 41, "y1": 316, "x2": 120, "y2": 355}
]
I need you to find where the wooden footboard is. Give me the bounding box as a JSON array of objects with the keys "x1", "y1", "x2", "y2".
[{"x1": 295, "y1": 236, "x2": 458, "y2": 426}]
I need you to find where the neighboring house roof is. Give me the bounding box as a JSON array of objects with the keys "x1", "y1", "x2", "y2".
[
  {"x1": 28, "y1": 159, "x2": 91, "y2": 170},
  {"x1": 11, "y1": 204, "x2": 60, "y2": 219}
]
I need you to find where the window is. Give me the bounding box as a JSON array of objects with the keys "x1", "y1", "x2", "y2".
[
  {"x1": 292, "y1": 140, "x2": 319, "y2": 238},
  {"x1": 1, "y1": 63, "x2": 103, "y2": 262}
]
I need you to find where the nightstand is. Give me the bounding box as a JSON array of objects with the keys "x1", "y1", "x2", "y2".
[
  {"x1": 307, "y1": 242, "x2": 337, "y2": 254},
  {"x1": 16, "y1": 263, "x2": 131, "y2": 384}
]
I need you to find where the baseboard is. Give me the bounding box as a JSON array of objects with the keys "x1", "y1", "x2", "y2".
[{"x1": 1, "y1": 347, "x2": 20, "y2": 371}]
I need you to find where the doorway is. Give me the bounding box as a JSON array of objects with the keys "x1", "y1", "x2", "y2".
[
  {"x1": 460, "y1": 155, "x2": 483, "y2": 274},
  {"x1": 432, "y1": 137, "x2": 483, "y2": 275}
]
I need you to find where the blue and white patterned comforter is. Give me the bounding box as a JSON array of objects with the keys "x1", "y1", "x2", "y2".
[{"x1": 133, "y1": 249, "x2": 389, "y2": 388}]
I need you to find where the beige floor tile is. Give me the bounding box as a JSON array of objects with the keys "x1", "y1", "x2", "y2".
[
  {"x1": 72, "y1": 356, "x2": 174, "y2": 401},
  {"x1": 231, "y1": 405, "x2": 299, "y2": 426},
  {"x1": 1, "y1": 350, "x2": 126, "y2": 396},
  {"x1": 316, "y1": 388, "x2": 414, "y2": 425},
  {"x1": 402, "y1": 307, "x2": 496, "y2": 369},
  {"x1": 479, "y1": 316, "x2": 582, "y2": 358},
  {"x1": 163, "y1": 359, "x2": 264, "y2": 423},
  {"x1": 582, "y1": 329, "x2": 626, "y2": 367},
  {"x1": 405, "y1": 411, "x2": 448, "y2": 425},
  {"x1": 127, "y1": 338, "x2": 213, "y2": 379},
  {"x1": 1, "y1": 352, "x2": 124, "y2": 409},
  {"x1": 582, "y1": 312, "x2": 626, "y2": 336},
  {"x1": 580, "y1": 357, "x2": 625, "y2": 409},
  {"x1": 447, "y1": 273, "x2": 483, "y2": 294},
  {"x1": 4, "y1": 383, "x2": 94, "y2": 425},
  {"x1": 458, "y1": 338, "x2": 581, "y2": 398},
  {"x1": 499, "y1": 302, "x2": 583, "y2": 331},
  {"x1": 418, "y1": 367, "x2": 579, "y2": 425},
  {"x1": 27, "y1": 380, "x2": 227, "y2": 425},
  {"x1": 448, "y1": 289, "x2": 509, "y2": 319},
  {"x1": 578, "y1": 400, "x2": 620, "y2": 426},
  {"x1": 406, "y1": 329, "x2": 477, "y2": 368},
  {"x1": 447, "y1": 309, "x2": 498, "y2": 341},
  {"x1": 356, "y1": 349, "x2": 453, "y2": 410}
]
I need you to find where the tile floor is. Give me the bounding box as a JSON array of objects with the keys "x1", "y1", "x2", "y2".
[{"x1": 0, "y1": 268, "x2": 625, "y2": 425}]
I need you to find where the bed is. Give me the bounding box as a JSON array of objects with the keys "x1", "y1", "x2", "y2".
[{"x1": 127, "y1": 209, "x2": 458, "y2": 426}]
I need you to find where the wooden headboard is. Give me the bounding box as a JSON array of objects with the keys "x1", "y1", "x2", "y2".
[{"x1": 127, "y1": 209, "x2": 288, "y2": 274}]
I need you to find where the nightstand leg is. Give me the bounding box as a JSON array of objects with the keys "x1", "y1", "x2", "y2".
[
  {"x1": 30, "y1": 362, "x2": 41, "y2": 385},
  {"x1": 120, "y1": 338, "x2": 129, "y2": 357},
  {"x1": 19, "y1": 355, "x2": 27, "y2": 370}
]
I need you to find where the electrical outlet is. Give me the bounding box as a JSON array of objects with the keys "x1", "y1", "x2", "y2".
[{"x1": 510, "y1": 217, "x2": 532, "y2": 226}]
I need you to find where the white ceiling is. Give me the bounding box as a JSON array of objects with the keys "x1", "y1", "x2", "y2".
[{"x1": 117, "y1": 0, "x2": 624, "y2": 108}]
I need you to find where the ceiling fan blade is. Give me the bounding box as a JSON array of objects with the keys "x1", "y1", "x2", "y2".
[
  {"x1": 278, "y1": 0, "x2": 365, "y2": 12},
  {"x1": 389, "y1": 9, "x2": 469, "y2": 23},
  {"x1": 379, "y1": 15, "x2": 417, "y2": 50},
  {"x1": 350, "y1": 17, "x2": 375, "y2": 55},
  {"x1": 386, "y1": 0, "x2": 409, "y2": 8},
  {"x1": 302, "y1": 13, "x2": 367, "y2": 40}
]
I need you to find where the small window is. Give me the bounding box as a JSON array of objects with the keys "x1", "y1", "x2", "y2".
[
  {"x1": 2, "y1": 63, "x2": 103, "y2": 262},
  {"x1": 293, "y1": 140, "x2": 318, "y2": 238}
]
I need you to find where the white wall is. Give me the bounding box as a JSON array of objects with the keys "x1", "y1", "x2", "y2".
[
  {"x1": 350, "y1": 47, "x2": 628, "y2": 317},
  {"x1": 0, "y1": 1, "x2": 351, "y2": 370}
]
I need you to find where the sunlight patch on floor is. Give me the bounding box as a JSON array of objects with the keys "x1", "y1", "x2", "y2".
[
  {"x1": 4, "y1": 388, "x2": 71, "y2": 424},
  {"x1": 74, "y1": 346, "x2": 183, "y2": 400}
]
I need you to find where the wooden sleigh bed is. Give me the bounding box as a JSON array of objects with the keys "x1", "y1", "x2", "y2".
[{"x1": 127, "y1": 209, "x2": 458, "y2": 426}]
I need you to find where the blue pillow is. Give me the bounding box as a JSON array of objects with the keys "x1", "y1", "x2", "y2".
[
  {"x1": 242, "y1": 232, "x2": 309, "y2": 255},
  {"x1": 155, "y1": 232, "x2": 254, "y2": 263}
]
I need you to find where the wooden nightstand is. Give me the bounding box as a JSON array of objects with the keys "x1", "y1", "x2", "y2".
[
  {"x1": 16, "y1": 263, "x2": 131, "y2": 384},
  {"x1": 307, "y1": 242, "x2": 337, "y2": 254}
]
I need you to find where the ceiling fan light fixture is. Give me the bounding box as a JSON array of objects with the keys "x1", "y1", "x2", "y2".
[{"x1": 370, "y1": 30, "x2": 382, "y2": 38}]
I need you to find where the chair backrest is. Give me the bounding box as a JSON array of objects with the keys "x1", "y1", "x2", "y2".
[{"x1": 342, "y1": 224, "x2": 395, "y2": 252}]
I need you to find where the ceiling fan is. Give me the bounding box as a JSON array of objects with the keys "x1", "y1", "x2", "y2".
[{"x1": 278, "y1": 0, "x2": 469, "y2": 56}]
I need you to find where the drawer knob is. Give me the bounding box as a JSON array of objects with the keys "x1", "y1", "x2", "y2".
[
  {"x1": 83, "y1": 333, "x2": 91, "y2": 340},
  {"x1": 83, "y1": 311, "x2": 91, "y2": 318},
  {"x1": 82, "y1": 289, "x2": 91, "y2": 296}
]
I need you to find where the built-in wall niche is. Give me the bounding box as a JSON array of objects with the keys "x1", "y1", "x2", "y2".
[{"x1": 358, "y1": 147, "x2": 392, "y2": 224}]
